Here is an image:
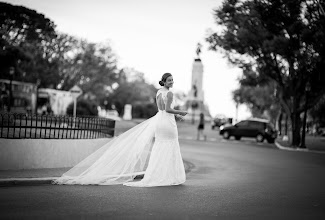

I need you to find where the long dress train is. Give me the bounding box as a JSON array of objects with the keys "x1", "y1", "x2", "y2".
[
  {"x1": 53, "y1": 89, "x2": 185, "y2": 186},
  {"x1": 124, "y1": 89, "x2": 185, "y2": 187}
]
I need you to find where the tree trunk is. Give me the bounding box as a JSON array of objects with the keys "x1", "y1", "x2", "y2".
[
  {"x1": 278, "y1": 95, "x2": 291, "y2": 140},
  {"x1": 290, "y1": 110, "x2": 301, "y2": 147},
  {"x1": 277, "y1": 111, "x2": 283, "y2": 136},
  {"x1": 300, "y1": 102, "x2": 308, "y2": 148},
  {"x1": 284, "y1": 114, "x2": 288, "y2": 136}
]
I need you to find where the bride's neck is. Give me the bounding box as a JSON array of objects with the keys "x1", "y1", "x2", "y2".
[{"x1": 163, "y1": 86, "x2": 169, "y2": 90}]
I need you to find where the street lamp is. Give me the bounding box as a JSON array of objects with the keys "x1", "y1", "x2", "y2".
[
  {"x1": 300, "y1": 82, "x2": 311, "y2": 148},
  {"x1": 235, "y1": 96, "x2": 240, "y2": 123},
  {"x1": 8, "y1": 67, "x2": 15, "y2": 112}
]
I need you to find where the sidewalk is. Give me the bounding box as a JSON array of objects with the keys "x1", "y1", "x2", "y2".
[
  {"x1": 0, "y1": 160, "x2": 194, "y2": 186},
  {"x1": 275, "y1": 135, "x2": 325, "y2": 153}
]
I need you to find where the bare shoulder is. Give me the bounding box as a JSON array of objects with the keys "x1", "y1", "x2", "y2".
[{"x1": 167, "y1": 91, "x2": 173, "y2": 98}]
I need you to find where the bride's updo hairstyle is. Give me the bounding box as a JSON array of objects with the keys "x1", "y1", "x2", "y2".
[{"x1": 159, "y1": 73, "x2": 172, "y2": 86}]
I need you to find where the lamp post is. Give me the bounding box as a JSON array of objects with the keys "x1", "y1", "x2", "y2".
[
  {"x1": 300, "y1": 82, "x2": 311, "y2": 148},
  {"x1": 8, "y1": 67, "x2": 15, "y2": 112},
  {"x1": 235, "y1": 96, "x2": 240, "y2": 123}
]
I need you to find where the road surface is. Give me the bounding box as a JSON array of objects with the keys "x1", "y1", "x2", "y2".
[{"x1": 1, "y1": 139, "x2": 324, "y2": 219}]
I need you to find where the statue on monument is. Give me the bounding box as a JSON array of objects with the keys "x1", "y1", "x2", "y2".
[
  {"x1": 192, "y1": 84, "x2": 198, "y2": 98},
  {"x1": 196, "y1": 43, "x2": 202, "y2": 59}
]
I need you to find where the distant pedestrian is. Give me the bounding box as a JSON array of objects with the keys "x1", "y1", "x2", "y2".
[{"x1": 197, "y1": 112, "x2": 206, "y2": 141}]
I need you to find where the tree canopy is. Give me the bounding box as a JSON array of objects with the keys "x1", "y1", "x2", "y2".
[
  {"x1": 106, "y1": 69, "x2": 157, "y2": 117},
  {"x1": 207, "y1": 0, "x2": 325, "y2": 146},
  {"x1": 0, "y1": 2, "x2": 57, "y2": 82},
  {"x1": 0, "y1": 2, "x2": 119, "y2": 91},
  {"x1": 1, "y1": 2, "x2": 160, "y2": 118}
]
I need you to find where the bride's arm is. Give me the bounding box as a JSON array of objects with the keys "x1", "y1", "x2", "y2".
[{"x1": 166, "y1": 92, "x2": 187, "y2": 116}]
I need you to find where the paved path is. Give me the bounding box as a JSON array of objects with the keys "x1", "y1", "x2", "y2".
[{"x1": 1, "y1": 139, "x2": 325, "y2": 219}]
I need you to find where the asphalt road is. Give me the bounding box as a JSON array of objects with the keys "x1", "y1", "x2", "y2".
[{"x1": 1, "y1": 139, "x2": 325, "y2": 219}]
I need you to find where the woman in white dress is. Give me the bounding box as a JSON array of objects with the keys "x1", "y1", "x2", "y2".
[{"x1": 53, "y1": 73, "x2": 188, "y2": 187}]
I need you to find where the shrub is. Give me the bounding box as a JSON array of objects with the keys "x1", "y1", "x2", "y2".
[{"x1": 67, "y1": 98, "x2": 98, "y2": 116}]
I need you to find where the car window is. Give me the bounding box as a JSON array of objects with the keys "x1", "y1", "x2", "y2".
[
  {"x1": 248, "y1": 121, "x2": 264, "y2": 129},
  {"x1": 236, "y1": 121, "x2": 248, "y2": 127}
]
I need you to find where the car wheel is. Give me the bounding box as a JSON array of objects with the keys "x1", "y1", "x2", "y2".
[
  {"x1": 267, "y1": 138, "x2": 275, "y2": 144},
  {"x1": 256, "y1": 134, "x2": 264, "y2": 142},
  {"x1": 235, "y1": 136, "x2": 241, "y2": 140},
  {"x1": 223, "y1": 131, "x2": 230, "y2": 139}
]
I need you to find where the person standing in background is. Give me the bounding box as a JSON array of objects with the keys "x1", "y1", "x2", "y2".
[{"x1": 197, "y1": 112, "x2": 206, "y2": 141}]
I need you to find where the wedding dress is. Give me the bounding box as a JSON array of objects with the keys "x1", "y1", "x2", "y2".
[{"x1": 53, "y1": 89, "x2": 186, "y2": 187}]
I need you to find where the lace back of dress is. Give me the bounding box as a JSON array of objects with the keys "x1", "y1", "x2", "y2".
[{"x1": 156, "y1": 90, "x2": 167, "y2": 111}]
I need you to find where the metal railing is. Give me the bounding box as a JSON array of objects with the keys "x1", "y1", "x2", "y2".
[{"x1": 0, "y1": 113, "x2": 115, "y2": 139}]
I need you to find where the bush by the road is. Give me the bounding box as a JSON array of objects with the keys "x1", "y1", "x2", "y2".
[{"x1": 67, "y1": 99, "x2": 98, "y2": 116}]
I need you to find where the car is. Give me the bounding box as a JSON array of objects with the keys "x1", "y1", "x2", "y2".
[
  {"x1": 211, "y1": 114, "x2": 230, "y2": 130},
  {"x1": 219, "y1": 118, "x2": 277, "y2": 143}
]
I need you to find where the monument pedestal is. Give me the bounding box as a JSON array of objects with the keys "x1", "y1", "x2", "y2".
[
  {"x1": 183, "y1": 57, "x2": 211, "y2": 123},
  {"x1": 184, "y1": 99, "x2": 211, "y2": 123}
]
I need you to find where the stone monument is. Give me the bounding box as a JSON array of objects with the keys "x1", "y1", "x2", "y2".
[{"x1": 185, "y1": 43, "x2": 211, "y2": 123}]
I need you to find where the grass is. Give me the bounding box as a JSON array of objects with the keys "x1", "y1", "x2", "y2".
[{"x1": 276, "y1": 135, "x2": 325, "y2": 151}]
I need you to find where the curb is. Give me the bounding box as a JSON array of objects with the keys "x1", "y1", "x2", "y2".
[
  {"x1": 0, "y1": 177, "x2": 55, "y2": 186},
  {"x1": 0, "y1": 160, "x2": 195, "y2": 187},
  {"x1": 275, "y1": 141, "x2": 325, "y2": 154}
]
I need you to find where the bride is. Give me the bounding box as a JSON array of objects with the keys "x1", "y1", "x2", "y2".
[{"x1": 53, "y1": 73, "x2": 188, "y2": 187}]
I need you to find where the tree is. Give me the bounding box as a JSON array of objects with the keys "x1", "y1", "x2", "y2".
[
  {"x1": 233, "y1": 86, "x2": 279, "y2": 118},
  {"x1": 310, "y1": 94, "x2": 325, "y2": 127},
  {"x1": 66, "y1": 98, "x2": 98, "y2": 116},
  {"x1": 233, "y1": 65, "x2": 280, "y2": 126},
  {"x1": 56, "y1": 37, "x2": 119, "y2": 103},
  {"x1": 106, "y1": 71, "x2": 157, "y2": 117},
  {"x1": 0, "y1": 2, "x2": 58, "y2": 87},
  {"x1": 1, "y1": 3, "x2": 120, "y2": 101},
  {"x1": 207, "y1": 0, "x2": 325, "y2": 147}
]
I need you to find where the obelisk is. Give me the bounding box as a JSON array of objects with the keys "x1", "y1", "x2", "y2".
[{"x1": 186, "y1": 43, "x2": 206, "y2": 123}]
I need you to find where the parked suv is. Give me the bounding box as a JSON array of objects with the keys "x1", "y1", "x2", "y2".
[{"x1": 219, "y1": 118, "x2": 277, "y2": 143}]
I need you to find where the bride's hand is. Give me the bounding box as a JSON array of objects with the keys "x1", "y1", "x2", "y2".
[
  {"x1": 175, "y1": 115, "x2": 185, "y2": 121},
  {"x1": 179, "y1": 111, "x2": 188, "y2": 116}
]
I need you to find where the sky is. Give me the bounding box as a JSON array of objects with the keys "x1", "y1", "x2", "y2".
[{"x1": 6, "y1": 0, "x2": 251, "y2": 120}]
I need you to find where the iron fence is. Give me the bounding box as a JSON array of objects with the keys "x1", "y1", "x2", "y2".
[{"x1": 0, "y1": 113, "x2": 115, "y2": 139}]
